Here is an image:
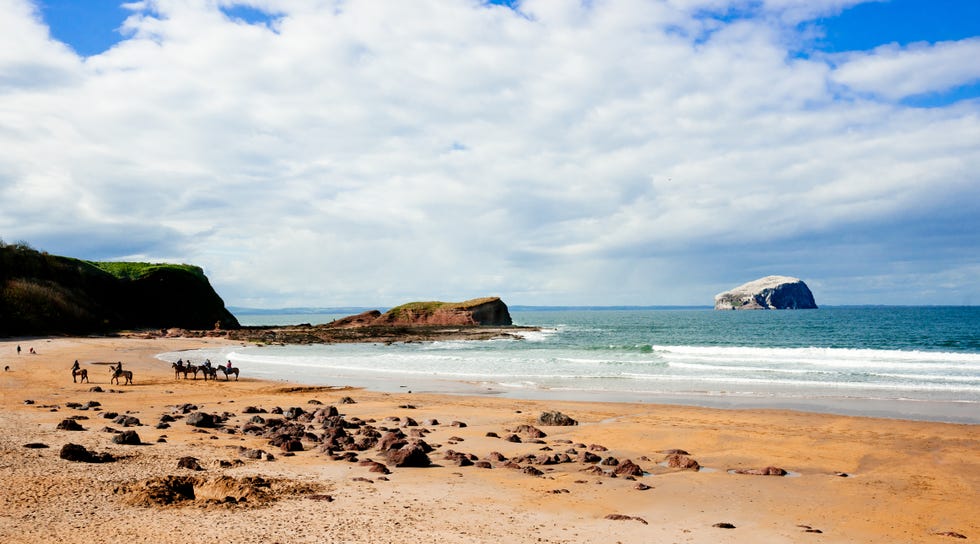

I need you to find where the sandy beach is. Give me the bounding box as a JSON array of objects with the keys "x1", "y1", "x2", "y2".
[{"x1": 0, "y1": 336, "x2": 977, "y2": 543}]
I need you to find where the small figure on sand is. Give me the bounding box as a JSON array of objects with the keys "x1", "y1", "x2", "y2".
[
  {"x1": 71, "y1": 360, "x2": 79, "y2": 372},
  {"x1": 29, "y1": 347, "x2": 35, "y2": 354},
  {"x1": 17, "y1": 345, "x2": 21, "y2": 355}
]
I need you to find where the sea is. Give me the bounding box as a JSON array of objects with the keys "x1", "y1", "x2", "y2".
[{"x1": 157, "y1": 307, "x2": 980, "y2": 424}]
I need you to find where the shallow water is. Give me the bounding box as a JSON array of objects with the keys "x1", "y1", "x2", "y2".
[{"x1": 160, "y1": 307, "x2": 980, "y2": 423}]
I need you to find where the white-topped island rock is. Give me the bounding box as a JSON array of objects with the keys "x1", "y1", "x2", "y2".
[{"x1": 714, "y1": 276, "x2": 817, "y2": 310}]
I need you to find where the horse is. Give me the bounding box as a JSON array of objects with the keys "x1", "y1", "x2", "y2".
[
  {"x1": 72, "y1": 368, "x2": 88, "y2": 383},
  {"x1": 218, "y1": 366, "x2": 240, "y2": 381},
  {"x1": 171, "y1": 362, "x2": 195, "y2": 380},
  {"x1": 198, "y1": 365, "x2": 217, "y2": 381},
  {"x1": 110, "y1": 367, "x2": 133, "y2": 385}
]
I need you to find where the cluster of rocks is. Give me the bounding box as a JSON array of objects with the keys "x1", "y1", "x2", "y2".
[
  {"x1": 48, "y1": 397, "x2": 798, "y2": 493},
  {"x1": 199, "y1": 405, "x2": 779, "y2": 482}
]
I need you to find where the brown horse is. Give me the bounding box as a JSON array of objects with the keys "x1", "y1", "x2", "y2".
[
  {"x1": 110, "y1": 367, "x2": 133, "y2": 385},
  {"x1": 218, "y1": 366, "x2": 240, "y2": 381},
  {"x1": 72, "y1": 368, "x2": 88, "y2": 383},
  {"x1": 171, "y1": 362, "x2": 196, "y2": 380}
]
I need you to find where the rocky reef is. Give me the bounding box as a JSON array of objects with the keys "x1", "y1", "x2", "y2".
[{"x1": 714, "y1": 276, "x2": 817, "y2": 310}]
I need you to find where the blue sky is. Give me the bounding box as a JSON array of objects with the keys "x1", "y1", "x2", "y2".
[{"x1": 2, "y1": 0, "x2": 978, "y2": 307}]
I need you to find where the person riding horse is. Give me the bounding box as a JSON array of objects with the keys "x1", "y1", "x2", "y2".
[
  {"x1": 110, "y1": 364, "x2": 133, "y2": 385},
  {"x1": 71, "y1": 360, "x2": 88, "y2": 383}
]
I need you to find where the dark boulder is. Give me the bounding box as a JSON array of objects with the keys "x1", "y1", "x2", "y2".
[
  {"x1": 358, "y1": 459, "x2": 391, "y2": 474},
  {"x1": 185, "y1": 412, "x2": 217, "y2": 428},
  {"x1": 385, "y1": 442, "x2": 431, "y2": 467},
  {"x1": 59, "y1": 443, "x2": 114, "y2": 463},
  {"x1": 538, "y1": 411, "x2": 578, "y2": 426},
  {"x1": 112, "y1": 430, "x2": 142, "y2": 445},
  {"x1": 113, "y1": 415, "x2": 141, "y2": 427},
  {"x1": 665, "y1": 454, "x2": 700, "y2": 471},
  {"x1": 522, "y1": 466, "x2": 544, "y2": 477},
  {"x1": 377, "y1": 431, "x2": 407, "y2": 452},
  {"x1": 177, "y1": 456, "x2": 204, "y2": 471},
  {"x1": 613, "y1": 459, "x2": 644, "y2": 477},
  {"x1": 514, "y1": 424, "x2": 546, "y2": 438},
  {"x1": 56, "y1": 419, "x2": 84, "y2": 431},
  {"x1": 578, "y1": 451, "x2": 602, "y2": 464},
  {"x1": 443, "y1": 450, "x2": 474, "y2": 467}
]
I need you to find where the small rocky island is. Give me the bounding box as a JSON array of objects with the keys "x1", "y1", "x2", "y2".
[
  {"x1": 714, "y1": 276, "x2": 817, "y2": 310},
  {"x1": 226, "y1": 297, "x2": 526, "y2": 345},
  {"x1": 332, "y1": 297, "x2": 513, "y2": 327}
]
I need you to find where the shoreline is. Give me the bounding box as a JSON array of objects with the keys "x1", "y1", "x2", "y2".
[
  {"x1": 1, "y1": 336, "x2": 978, "y2": 543},
  {"x1": 155, "y1": 338, "x2": 980, "y2": 426}
]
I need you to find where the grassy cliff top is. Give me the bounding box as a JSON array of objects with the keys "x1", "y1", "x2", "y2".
[
  {"x1": 88, "y1": 261, "x2": 206, "y2": 281},
  {"x1": 385, "y1": 297, "x2": 501, "y2": 317}
]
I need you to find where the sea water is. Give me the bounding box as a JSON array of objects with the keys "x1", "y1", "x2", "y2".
[{"x1": 158, "y1": 307, "x2": 980, "y2": 423}]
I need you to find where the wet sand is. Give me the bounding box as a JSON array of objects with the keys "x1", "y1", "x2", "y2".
[{"x1": 1, "y1": 336, "x2": 977, "y2": 543}]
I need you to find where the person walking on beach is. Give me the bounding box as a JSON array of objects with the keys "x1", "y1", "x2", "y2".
[{"x1": 17, "y1": 345, "x2": 21, "y2": 355}]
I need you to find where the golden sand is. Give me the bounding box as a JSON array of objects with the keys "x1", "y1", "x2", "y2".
[{"x1": 1, "y1": 336, "x2": 976, "y2": 543}]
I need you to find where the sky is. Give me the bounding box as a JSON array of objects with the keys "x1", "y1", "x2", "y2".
[{"x1": 1, "y1": 0, "x2": 978, "y2": 308}]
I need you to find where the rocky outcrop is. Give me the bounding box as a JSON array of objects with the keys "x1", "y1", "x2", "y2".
[
  {"x1": 374, "y1": 297, "x2": 513, "y2": 326},
  {"x1": 714, "y1": 276, "x2": 817, "y2": 310},
  {"x1": 0, "y1": 243, "x2": 239, "y2": 335},
  {"x1": 330, "y1": 310, "x2": 383, "y2": 327},
  {"x1": 330, "y1": 297, "x2": 513, "y2": 328}
]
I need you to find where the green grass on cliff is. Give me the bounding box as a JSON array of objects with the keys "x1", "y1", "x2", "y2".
[
  {"x1": 385, "y1": 297, "x2": 500, "y2": 319},
  {"x1": 88, "y1": 261, "x2": 206, "y2": 281}
]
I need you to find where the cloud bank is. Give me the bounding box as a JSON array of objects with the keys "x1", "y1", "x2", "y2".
[{"x1": 1, "y1": 0, "x2": 977, "y2": 306}]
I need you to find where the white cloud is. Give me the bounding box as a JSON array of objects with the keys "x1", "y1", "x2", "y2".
[
  {"x1": 831, "y1": 38, "x2": 980, "y2": 100},
  {"x1": 0, "y1": 0, "x2": 977, "y2": 306}
]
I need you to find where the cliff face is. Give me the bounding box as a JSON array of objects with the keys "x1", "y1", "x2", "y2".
[
  {"x1": 333, "y1": 297, "x2": 513, "y2": 328},
  {"x1": 714, "y1": 276, "x2": 817, "y2": 310},
  {"x1": 0, "y1": 244, "x2": 239, "y2": 336}
]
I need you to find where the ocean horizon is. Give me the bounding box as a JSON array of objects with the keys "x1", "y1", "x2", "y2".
[{"x1": 163, "y1": 306, "x2": 980, "y2": 424}]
